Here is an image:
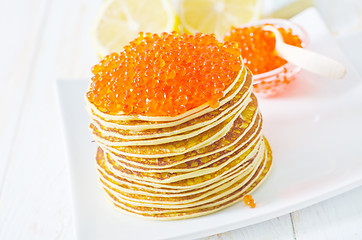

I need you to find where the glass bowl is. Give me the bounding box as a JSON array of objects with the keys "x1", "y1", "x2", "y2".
[{"x1": 237, "y1": 18, "x2": 309, "y2": 98}]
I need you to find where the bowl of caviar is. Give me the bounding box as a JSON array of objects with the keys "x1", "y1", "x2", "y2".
[{"x1": 224, "y1": 18, "x2": 309, "y2": 97}]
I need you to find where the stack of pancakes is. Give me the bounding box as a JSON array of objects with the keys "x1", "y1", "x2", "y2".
[{"x1": 86, "y1": 64, "x2": 272, "y2": 220}]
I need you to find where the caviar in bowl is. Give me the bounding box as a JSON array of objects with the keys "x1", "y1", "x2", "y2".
[{"x1": 224, "y1": 18, "x2": 309, "y2": 97}]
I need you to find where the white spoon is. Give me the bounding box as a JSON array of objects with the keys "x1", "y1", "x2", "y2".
[{"x1": 262, "y1": 25, "x2": 346, "y2": 79}]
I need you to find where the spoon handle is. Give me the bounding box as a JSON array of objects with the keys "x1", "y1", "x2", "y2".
[
  {"x1": 277, "y1": 42, "x2": 346, "y2": 79},
  {"x1": 263, "y1": 25, "x2": 346, "y2": 79}
]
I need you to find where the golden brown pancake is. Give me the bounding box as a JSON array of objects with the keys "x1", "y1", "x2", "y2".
[
  {"x1": 87, "y1": 66, "x2": 251, "y2": 132},
  {"x1": 87, "y1": 66, "x2": 273, "y2": 220},
  {"x1": 97, "y1": 138, "x2": 272, "y2": 220}
]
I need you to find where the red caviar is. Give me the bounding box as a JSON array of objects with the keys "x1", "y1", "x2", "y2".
[
  {"x1": 243, "y1": 194, "x2": 256, "y2": 208},
  {"x1": 87, "y1": 32, "x2": 242, "y2": 116},
  {"x1": 224, "y1": 24, "x2": 302, "y2": 75}
]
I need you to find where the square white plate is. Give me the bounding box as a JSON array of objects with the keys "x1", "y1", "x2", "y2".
[{"x1": 57, "y1": 7, "x2": 362, "y2": 240}]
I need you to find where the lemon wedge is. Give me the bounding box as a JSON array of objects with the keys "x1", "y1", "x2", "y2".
[
  {"x1": 92, "y1": 0, "x2": 178, "y2": 58},
  {"x1": 179, "y1": 0, "x2": 262, "y2": 39}
]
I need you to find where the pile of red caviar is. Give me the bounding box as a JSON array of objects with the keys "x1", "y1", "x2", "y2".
[
  {"x1": 243, "y1": 194, "x2": 256, "y2": 208},
  {"x1": 87, "y1": 32, "x2": 242, "y2": 116},
  {"x1": 224, "y1": 24, "x2": 302, "y2": 75}
]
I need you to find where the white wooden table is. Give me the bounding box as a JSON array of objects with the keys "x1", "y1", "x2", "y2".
[{"x1": 1, "y1": 0, "x2": 362, "y2": 239}]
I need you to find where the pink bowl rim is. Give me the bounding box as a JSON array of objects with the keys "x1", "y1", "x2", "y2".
[{"x1": 229, "y1": 18, "x2": 309, "y2": 82}]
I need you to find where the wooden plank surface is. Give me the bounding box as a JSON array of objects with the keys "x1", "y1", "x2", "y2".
[
  {"x1": 0, "y1": 0, "x2": 99, "y2": 239},
  {"x1": 0, "y1": 0, "x2": 48, "y2": 192},
  {"x1": 292, "y1": 187, "x2": 362, "y2": 240}
]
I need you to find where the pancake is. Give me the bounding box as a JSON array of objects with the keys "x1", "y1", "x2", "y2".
[
  {"x1": 86, "y1": 33, "x2": 273, "y2": 220},
  {"x1": 86, "y1": 66, "x2": 250, "y2": 132},
  {"x1": 107, "y1": 113, "x2": 262, "y2": 173},
  {"x1": 97, "y1": 145, "x2": 260, "y2": 203},
  {"x1": 96, "y1": 111, "x2": 234, "y2": 157},
  {"x1": 99, "y1": 137, "x2": 272, "y2": 220},
  {"x1": 90, "y1": 99, "x2": 249, "y2": 147},
  {"x1": 86, "y1": 64, "x2": 245, "y2": 123},
  {"x1": 90, "y1": 92, "x2": 272, "y2": 219},
  {"x1": 106, "y1": 101, "x2": 261, "y2": 171},
  {"x1": 89, "y1": 90, "x2": 250, "y2": 143},
  {"x1": 103, "y1": 137, "x2": 262, "y2": 183},
  {"x1": 91, "y1": 96, "x2": 257, "y2": 161},
  {"x1": 90, "y1": 91, "x2": 272, "y2": 219}
]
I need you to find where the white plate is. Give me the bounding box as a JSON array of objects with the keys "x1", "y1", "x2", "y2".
[{"x1": 57, "y1": 7, "x2": 362, "y2": 240}]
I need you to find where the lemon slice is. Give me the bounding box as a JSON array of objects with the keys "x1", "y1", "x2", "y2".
[
  {"x1": 179, "y1": 0, "x2": 262, "y2": 39},
  {"x1": 92, "y1": 0, "x2": 178, "y2": 58}
]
